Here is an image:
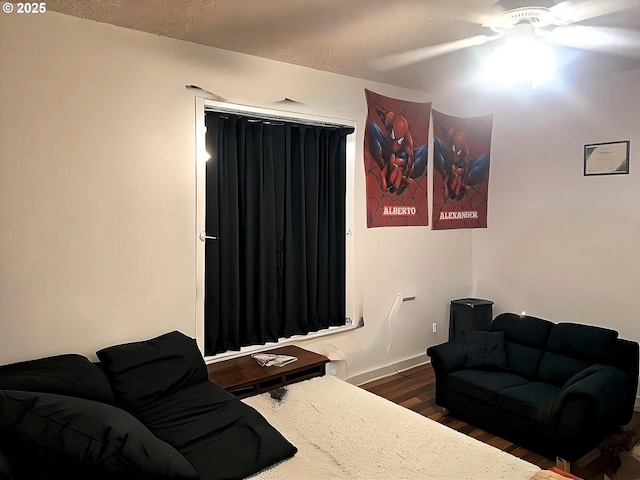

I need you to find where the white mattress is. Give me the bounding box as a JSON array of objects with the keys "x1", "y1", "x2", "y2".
[{"x1": 243, "y1": 375, "x2": 540, "y2": 480}]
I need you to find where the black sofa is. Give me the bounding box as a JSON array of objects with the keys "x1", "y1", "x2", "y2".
[
  {"x1": 426, "y1": 313, "x2": 639, "y2": 462},
  {"x1": 0, "y1": 331, "x2": 297, "y2": 480}
]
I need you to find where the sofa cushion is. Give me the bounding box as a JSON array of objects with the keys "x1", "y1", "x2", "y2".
[
  {"x1": 460, "y1": 330, "x2": 510, "y2": 371},
  {"x1": 497, "y1": 382, "x2": 562, "y2": 425},
  {"x1": 547, "y1": 323, "x2": 618, "y2": 361},
  {"x1": 490, "y1": 314, "x2": 553, "y2": 379},
  {"x1": 0, "y1": 390, "x2": 198, "y2": 480},
  {"x1": 536, "y1": 323, "x2": 618, "y2": 385},
  {"x1": 0, "y1": 354, "x2": 114, "y2": 404},
  {"x1": 448, "y1": 370, "x2": 529, "y2": 406},
  {"x1": 490, "y1": 313, "x2": 554, "y2": 348},
  {"x1": 96, "y1": 331, "x2": 208, "y2": 410},
  {"x1": 537, "y1": 352, "x2": 591, "y2": 386}
]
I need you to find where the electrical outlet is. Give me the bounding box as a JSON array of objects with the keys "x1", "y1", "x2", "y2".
[{"x1": 432, "y1": 323, "x2": 437, "y2": 333}]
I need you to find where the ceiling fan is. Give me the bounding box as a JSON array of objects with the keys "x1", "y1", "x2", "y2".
[{"x1": 369, "y1": 0, "x2": 640, "y2": 72}]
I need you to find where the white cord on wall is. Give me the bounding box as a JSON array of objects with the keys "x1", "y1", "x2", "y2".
[{"x1": 386, "y1": 292, "x2": 407, "y2": 375}]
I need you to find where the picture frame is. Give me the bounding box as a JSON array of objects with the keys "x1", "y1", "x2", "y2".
[{"x1": 584, "y1": 140, "x2": 630, "y2": 176}]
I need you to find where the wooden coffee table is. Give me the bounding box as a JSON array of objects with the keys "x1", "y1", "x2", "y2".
[{"x1": 207, "y1": 345, "x2": 329, "y2": 398}]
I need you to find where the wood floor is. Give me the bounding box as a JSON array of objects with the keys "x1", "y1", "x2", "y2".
[{"x1": 359, "y1": 363, "x2": 617, "y2": 480}]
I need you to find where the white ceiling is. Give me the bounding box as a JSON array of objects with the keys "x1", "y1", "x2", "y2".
[{"x1": 47, "y1": 0, "x2": 640, "y2": 93}]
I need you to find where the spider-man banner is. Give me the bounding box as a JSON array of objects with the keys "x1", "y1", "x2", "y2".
[
  {"x1": 432, "y1": 110, "x2": 493, "y2": 230},
  {"x1": 364, "y1": 89, "x2": 431, "y2": 228}
]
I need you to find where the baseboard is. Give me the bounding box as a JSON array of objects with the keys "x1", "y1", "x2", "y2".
[{"x1": 348, "y1": 355, "x2": 429, "y2": 386}]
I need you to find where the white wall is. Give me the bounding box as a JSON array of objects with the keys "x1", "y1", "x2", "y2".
[
  {"x1": 0, "y1": 12, "x2": 473, "y2": 381},
  {"x1": 466, "y1": 75, "x2": 640, "y2": 402},
  {"x1": 462, "y1": 72, "x2": 640, "y2": 345}
]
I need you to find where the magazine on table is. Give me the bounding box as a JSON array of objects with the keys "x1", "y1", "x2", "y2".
[{"x1": 251, "y1": 353, "x2": 298, "y2": 367}]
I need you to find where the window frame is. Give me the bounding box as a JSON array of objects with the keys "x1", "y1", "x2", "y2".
[{"x1": 194, "y1": 97, "x2": 358, "y2": 361}]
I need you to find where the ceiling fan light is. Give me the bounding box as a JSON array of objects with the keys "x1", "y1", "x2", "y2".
[
  {"x1": 483, "y1": 36, "x2": 556, "y2": 89},
  {"x1": 485, "y1": 6, "x2": 566, "y2": 33}
]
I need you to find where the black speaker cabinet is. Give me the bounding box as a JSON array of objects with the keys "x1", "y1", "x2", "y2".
[{"x1": 449, "y1": 298, "x2": 494, "y2": 340}]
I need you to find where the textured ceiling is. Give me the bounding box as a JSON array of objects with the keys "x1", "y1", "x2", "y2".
[{"x1": 47, "y1": 0, "x2": 640, "y2": 93}]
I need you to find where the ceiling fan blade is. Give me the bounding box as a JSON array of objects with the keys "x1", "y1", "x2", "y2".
[
  {"x1": 550, "y1": 0, "x2": 639, "y2": 24},
  {"x1": 369, "y1": 35, "x2": 502, "y2": 71},
  {"x1": 545, "y1": 25, "x2": 640, "y2": 57}
]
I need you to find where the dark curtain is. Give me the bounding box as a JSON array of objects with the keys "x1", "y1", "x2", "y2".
[{"x1": 204, "y1": 112, "x2": 354, "y2": 355}]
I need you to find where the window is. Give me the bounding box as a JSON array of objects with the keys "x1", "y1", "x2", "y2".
[{"x1": 195, "y1": 99, "x2": 356, "y2": 357}]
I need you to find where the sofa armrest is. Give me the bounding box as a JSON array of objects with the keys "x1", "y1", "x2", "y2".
[
  {"x1": 555, "y1": 365, "x2": 628, "y2": 416},
  {"x1": 552, "y1": 365, "x2": 629, "y2": 460},
  {"x1": 426, "y1": 341, "x2": 467, "y2": 409},
  {"x1": 427, "y1": 340, "x2": 467, "y2": 375}
]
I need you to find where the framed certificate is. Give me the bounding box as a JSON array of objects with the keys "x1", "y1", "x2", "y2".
[{"x1": 584, "y1": 141, "x2": 630, "y2": 176}]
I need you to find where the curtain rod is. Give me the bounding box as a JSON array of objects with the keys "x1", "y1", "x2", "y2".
[{"x1": 204, "y1": 104, "x2": 353, "y2": 130}]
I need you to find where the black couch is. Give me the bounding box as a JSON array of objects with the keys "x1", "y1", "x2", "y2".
[
  {"x1": 427, "y1": 313, "x2": 639, "y2": 462},
  {"x1": 0, "y1": 331, "x2": 297, "y2": 480}
]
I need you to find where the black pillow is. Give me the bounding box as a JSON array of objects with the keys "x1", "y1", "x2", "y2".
[
  {"x1": 461, "y1": 330, "x2": 510, "y2": 371},
  {"x1": 139, "y1": 382, "x2": 298, "y2": 480},
  {"x1": 96, "y1": 331, "x2": 208, "y2": 410},
  {"x1": 97, "y1": 332, "x2": 298, "y2": 479},
  {"x1": 0, "y1": 390, "x2": 198, "y2": 480},
  {"x1": 0, "y1": 354, "x2": 114, "y2": 404}
]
